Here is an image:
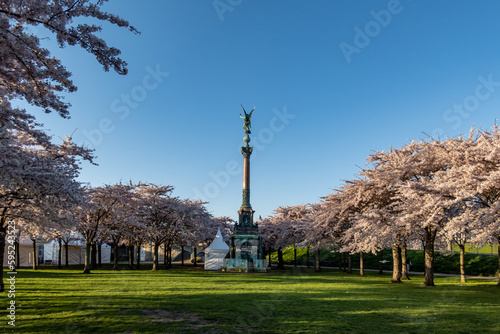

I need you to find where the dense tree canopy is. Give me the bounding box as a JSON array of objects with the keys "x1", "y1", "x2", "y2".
[{"x1": 1, "y1": 0, "x2": 138, "y2": 118}]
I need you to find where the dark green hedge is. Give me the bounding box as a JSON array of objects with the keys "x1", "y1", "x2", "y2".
[{"x1": 271, "y1": 246, "x2": 499, "y2": 276}]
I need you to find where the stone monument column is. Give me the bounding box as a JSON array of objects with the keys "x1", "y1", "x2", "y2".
[
  {"x1": 222, "y1": 105, "x2": 268, "y2": 273},
  {"x1": 241, "y1": 145, "x2": 252, "y2": 209},
  {"x1": 237, "y1": 145, "x2": 256, "y2": 234}
]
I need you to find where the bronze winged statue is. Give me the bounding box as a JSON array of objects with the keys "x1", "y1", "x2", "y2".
[{"x1": 240, "y1": 105, "x2": 255, "y2": 134}]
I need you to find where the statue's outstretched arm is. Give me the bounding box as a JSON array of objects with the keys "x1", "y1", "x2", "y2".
[{"x1": 241, "y1": 104, "x2": 248, "y2": 117}]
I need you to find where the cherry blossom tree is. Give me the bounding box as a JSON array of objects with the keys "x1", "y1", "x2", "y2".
[
  {"x1": 459, "y1": 126, "x2": 500, "y2": 285},
  {"x1": 123, "y1": 218, "x2": 146, "y2": 270},
  {"x1": 100, "y1": 183, "x2": 139, "y2": 270},
  {"x1": 260, "y1": 204, "x2": 313, "y2": 270},
  {"x1": 134, "y1": 183, "x2": 179, "y2": 271},
  {"x1": 441, "y1": 201, "x2": 479, "y2": 283},
  {"x1": 173, "y1": 199, "x2": 217, "y2": 268},
  {"x1": 302, "y1": 200, "x2": 344, "y2": 272},
  {"x1": 1, "y1": 0, "x2": 138, "y2": 118},
  {"x1": 76, "y1": 183, "x2": 131, "y2": 274},
  {"x1": 0, "y1": 134, "x2": 91, "y2": 290},
  {"x1": 371, "y1": 140, "x2": 455, "y2": 286},
  {"x1": 353, "y1": 166, "x2": 412, "y2": 282},
  {"x1": 259, "y1": 218, "x2": 287, "y2": 269},
  {"x1": 365, "y1": 133, "x2": 490, "y2": 286},
  {"x1": 336, "y1": 179, "x2": 386, "y2": 276}
]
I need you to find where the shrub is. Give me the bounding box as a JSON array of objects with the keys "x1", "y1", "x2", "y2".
[{"x1": 270, "y1": 247, "x2": 498, "y2": 276}]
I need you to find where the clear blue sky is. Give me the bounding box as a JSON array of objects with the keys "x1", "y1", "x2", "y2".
[{"x1": 33, "y1": 0, "x2": 500, "y2": 221}]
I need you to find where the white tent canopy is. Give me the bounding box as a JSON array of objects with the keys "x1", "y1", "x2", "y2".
[
  {"x1": 44, "y1": 240, "x2": 111, "y2": 265},
  {"x1": 204, "y1": 229, "x2": 229, "y2": 270}
]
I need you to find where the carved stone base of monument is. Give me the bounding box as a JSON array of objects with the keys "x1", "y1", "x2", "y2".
[
  {"x1": 222, "y1": 234, "x2": 268, "y2": 273},
  {"x1": 221, "y1": 206, "x2": 269, "y2": 273}
]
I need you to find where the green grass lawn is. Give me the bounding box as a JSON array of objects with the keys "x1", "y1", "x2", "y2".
[{"x1": 5, "y1": 265, "x2": 500, "y2": 333}]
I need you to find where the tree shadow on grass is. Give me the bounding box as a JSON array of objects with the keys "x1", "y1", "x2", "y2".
[{"x1": 14, "y1": 267, "x2": 500, "y2": 334}]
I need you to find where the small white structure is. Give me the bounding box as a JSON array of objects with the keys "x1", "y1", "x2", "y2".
[
  {"x1": 44, "y1": 240, "x2": 111, "y2": 265},
  {"x1": 204, "y1": 229, "x2": 229, "y2": 270},
  {"x1": 3, "y1": 235, "x2": 112, "y2": 267},
  {"x1": 2, "y1": 239, "x2": 39, "y2": 268}
]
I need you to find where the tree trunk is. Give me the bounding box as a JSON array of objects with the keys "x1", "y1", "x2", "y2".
[
  {"x1": 0, "y1": 228, "x2": 6, "y2": 292},
  {"x1": 32, "y1": 238, "x2": 37, "y2": 270},
  {"x1": 97, "y1": 243, "x2": 102, "y2": 267},
  {"x1": 497, "y1": 235, "x2": 500, "y2": 287},
  {"x1": 424, "y1": 227, "x2": 436, "y2": 286},
  {"x1": 91, "y1": 243, "x2": 97, "y2": 270},
  {"x1": 347, "y1": 253, "x2": 352, "y2": 274},
  {"x1": 268, "y1": 247, "x2": 272, "y2": 267},
  {"x1": 457, "y1": 244, "x2": 466, "y2": 283},
  {"x1": 391, "y1": 244, "x2": 402, "y2": 283},
  {"x1": 193, "y1": 247, "x2": 198, "y2": 267},
  {"x1": 57, "y1": 238, "x2": 62, "y2": 269},
  {"x1": 136, "y1": 242, "x2": 141, "y2": 270},
  {"x1": 152, "y1": 242, "x2": 159, "y2": 271},
  {"x1": 128, "y1": 243, "x2": 134, "y2": 269},
  {"x1": 401, "y1": 244, "x2": 410, "y2": 280},
  {"x1": 314, "y1": 248, "x2": 321, "y2": 272},
  {"x1": 64, "y1": 241, "x2": 69, "y2": 267},
  {"x1": 163, "y1": 244, "x2": 167, "y2": 266},
  {"x1": 398, "y1": 245, "x2": 403, "y2": 276},
  {"x1": 306, "y1": 245, "x2": 310, "y2": 268},
  {"x1": 167, "y1": 246, "x2": 172, "y2": 269},
  {"x1": 164, "y1": 245, "x2": 171, "y2": 270},
  {"x1": 181, "y1": 245, "x2": 185, "y2": 266},
  {"x1": 113, "y1": 243, "x2": 119, "y2": 271},
  {"x1": 293, "y1": 247, "x2": 297, "y2": 267},
  {"x1": 277, "y1": 247, "x2": 284, "y2": 269},
  {"x1": 378, "y1": 249, "x2": 384, "y2": 275},
  {"x1": 359, "y1": 252, "x2": 364, "y2": 277},
  {"x1": 83, "y1": 241, "x2": 92, "y2": 274},
  {"x1": 15, "y1": 240, "x2": 20, "y2": 269}
]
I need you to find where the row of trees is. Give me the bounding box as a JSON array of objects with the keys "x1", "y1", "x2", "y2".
[
  {"x1": 74, "y1": 182, "x2": 232, "y2": 273},
  {"x1": 261, "y1": 127, "x2": 500, "y2": 286},
  {"x1": 4, "y1": 178, "x2": 232, "y2": 279}
]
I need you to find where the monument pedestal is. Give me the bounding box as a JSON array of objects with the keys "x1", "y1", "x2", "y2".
[
  {"x1": 222, "y1": 206, "x2": 268, "y2": 273},
  {"x1": 222, "y1": 234, "x2": 268, "y2": 273}
]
